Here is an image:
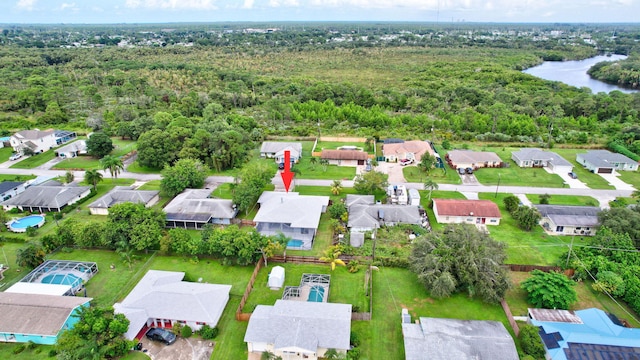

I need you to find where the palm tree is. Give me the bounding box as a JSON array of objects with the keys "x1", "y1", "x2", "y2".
[
  {"x1": 309, "y1": 157, "x2": 318, "y2": 167},
  {"x1": 424, "y1": 178, "x2": 439, "y2": 200},
  {"x1": 100, "y1": 155, "x2": 124, "y2": 179},
  {"x1": 319, "y1": 246, "x2": 346, "y2": 271},
  {"x1": 330, "y1": 180, "x2": 342, "y2": 195},
  {"x1": 84, "y1": 169, "x2": 103, "y2": 191}
]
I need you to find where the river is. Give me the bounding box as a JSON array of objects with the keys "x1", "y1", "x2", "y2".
[{"x1": 523, "y1": 54, "x2": 638, "y2": 94}]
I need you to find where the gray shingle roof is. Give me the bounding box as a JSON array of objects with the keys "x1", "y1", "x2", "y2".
[
  {"x1": 0, "y1": 181, "x2": 24, "y2": 195},
  {"x1": 447, "y1": 150, "x2": 502, "y2": 164},
  {"x1": 534, "y1": 205, "x2": 601, "y2": 227},
  {"x1": 580, "y1": 150, "x2": 637, "y2": 168},
  {"x1": 114, "y1": 270, "x2": 231, "y2": 340},
  {"x1": 512, "y1": 148, "x2": 573, "y2": 167},
  {"x1": 88, "y1": 186, "x2": 159, "y2": 209},
  {"x1": 163, "y1": 188, "x2": 236, "y2": 222},
  {"x1": 254, "y1": 191, "x2": 329, "y2": 229},
  {"x1": 348, "y1": 204, "x2": 422, "y2": 228},
  {"x1": 0, "y1": 292, "x2": 91, "y2": 336},
  {"x1": 13, "y1": 129, "x2": 55, "y2": 140},
  {"x1": 1, "y1": 184, "x2": 90, "y2": 209},
  {"x1": 345, "y1": 194, "x2": 375, "y2": 208},
  {"x1": 403, "y1": 317, "x2": 519, "y2": 360},
  {"x1": 244, "y1": 300, "x2": 351, "y2": 352},
  {"x1": 260, "y1": 142, "x2": 302, "y2": 155},
  {"x1": 56, "y1": 140, "x2": 86, "y2": 154}
]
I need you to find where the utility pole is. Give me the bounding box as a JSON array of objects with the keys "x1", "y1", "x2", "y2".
[
  {"x1": 547, "y1": 122, "x2": 553, "y2": 149},
  {"x1": 494, "y1": 173, "x2": 501, "y2": 198},
  {"x1": 566, "y1": 236, "x2": 574, "y2": 267}
]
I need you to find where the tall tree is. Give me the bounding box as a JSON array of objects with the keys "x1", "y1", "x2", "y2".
[
  {"x1": 423, "y1": 178, "x2": 438, "y2": 200},
  {"x1": 513, "y1": 206, "x2": 541, "y2": 231},
  {"x1": 84, "y1": 169, "x2": 103, "y2": 191},
  {"x1": 419, "y1": 154, "x2": 436, "y2": 174},
  {"x1": 100, "y1": 155, "x2": 124, "y2": 179},
  {"x1": 160, "y1": 158, "x2": 208, "y2": 197},
  {"x1": 16, "y1": 242, "x2": 46, "y2": 268},
  {"x1": 319, "y1": 246, "x2": 346, "y2": 271},
  {"x1": 354, "y1": 170, "x2": 388, "y2": 195},
  {"x1": 86, "y1": 132, "x2": 114, "y2": 158},
  {"x1": 409, "y1": 224, "x2": 510, "y2": 303},
  {"x1": 233, "y1": 162, "x2": 273, "y2": 215}
]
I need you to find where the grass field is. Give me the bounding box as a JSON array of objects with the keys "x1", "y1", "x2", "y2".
[
  {"x1": 0, "y1": 147, "x2": 14, "y2": 163},
  {"x1": 52, "y1": 139, "x2": 136, "y2": 170},
  {"x1": 403, "y1": 165, "x2": 462, "y2": 184},
  {"x1": 617, "y1": 170, "x2": 640, "y2": 189},
  {"x1": 0, "y1": 174, "x2": 35, "y2": 182},
  {"x1": 526, "y1": 194, "x2": 598, "y2": 206},
  {"x1": 9, "y1": 150, "x2": 56, "y2": 169},
  {"x1": 0, "y1": 343, "x2": 53, "y2": 359},
  {"x1": 294, "y1": 156, "x2": 356, "y2": 180}
]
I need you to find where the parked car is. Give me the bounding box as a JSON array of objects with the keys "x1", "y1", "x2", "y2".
[
  {"x1": 457, "y1": 167, "x2": 466, "y2": 175},
  {"x1": 146, "y1": 328, "x2": 177, "y2": 345},
  {"x1": 9, "y1": 153, "x2": 21, "y2": 161},
  {"x1": 465, "y1": 167, "x2": 474, "y2": 174},
  {"x1": 400, "y1": 159, "x2": 413, "y2": 166},
  {"x1": 568, "y1": 171, "x2": 578, "y2": 179}
]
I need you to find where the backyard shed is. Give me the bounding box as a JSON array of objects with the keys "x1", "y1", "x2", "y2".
[{"x1": 268, "y1": 266, "x2": 285, "y2": 290}]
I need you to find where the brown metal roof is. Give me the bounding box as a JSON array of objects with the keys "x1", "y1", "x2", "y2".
[
  {"x1": 321, "y1": 149, "x2": 369, "y2": 161},
  {"x1": 0, "y1": 292, "x2": 91, "y2": 336},
  {"x1": 433, "y1": 199, "x2": 502, "y2": 218},
  {"x1": 528, "y1": 308, "x2": 583, "y2": 324}
]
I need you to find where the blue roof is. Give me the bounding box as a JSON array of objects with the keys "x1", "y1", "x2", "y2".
[{"x1": 531, "y1": 308, "x2": 640, "y2": 360}]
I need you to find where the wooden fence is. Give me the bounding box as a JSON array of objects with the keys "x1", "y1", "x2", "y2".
[
  {"x1": 500, "y1": 299, "x2": 519, "y2": 337},
  {"x1": 507, "y1": 264, "x2": 575, "y2": 277},
  {"x1": 269, "y1": 255, "x2": 371, "y2": 265},
  {"x1": 235, "y1": 257, "x2": 264, "y2": 321}
]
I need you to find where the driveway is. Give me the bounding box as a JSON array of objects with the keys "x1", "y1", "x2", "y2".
[
  {"x1": 556, "y1": 172, "x2": 589, "y2": 189},
  {"x1": 598, "y1": 173, "x2": 635, "y2": 191},
  {"x1": 460, "y1": 173, "x2": 479, "y2": 185},
  {"x1": 138, "y1": 336, "x2": 214, "y2": 360},
  {"x1": 376, "y1": 161, "x2": 406, "y2": 183}
]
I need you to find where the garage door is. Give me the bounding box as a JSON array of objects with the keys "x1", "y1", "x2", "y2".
[{"x1": 597, "y1": 168, "x2": 613, "y2": 174}]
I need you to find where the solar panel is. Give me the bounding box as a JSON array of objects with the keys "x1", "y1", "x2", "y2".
[
  {"x1": 540, "y1": 332, "x2": 560, "y2": 349},
  {"x1": 565, "y1": 343, "x2": 640, "y2": 360}
]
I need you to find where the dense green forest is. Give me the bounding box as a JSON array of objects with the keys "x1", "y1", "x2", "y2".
[
  {"x1": 589, "y1": 54, "x2": 640, "y2": 89},
  {"x1": 1, "y1": 23, "x2": 640, "y2": 168}
]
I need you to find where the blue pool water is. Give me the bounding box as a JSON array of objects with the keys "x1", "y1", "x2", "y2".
[
  {"x1": 308, "y1": 286, "x2": 325, "y2": 302},
  {"x1": 10, "y1": 215, "x2": 45, "y2": 229},
  {"x1": 41, "y1": 273, "x2": 82, "y2": 288},
  {"x1": 0, "y1": 137, "x2": 9, "y2": 142},
  {"x1": 287, "y1": 239, "x2": 304, "y2": 248}
]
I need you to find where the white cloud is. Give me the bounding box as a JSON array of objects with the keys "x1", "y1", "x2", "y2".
[
  {"x1": 15, "y1": 0, "x2": 37, "y2": 11},
  {"x1": 269, "y1": 0, "x2": 300, "y2": 7},
  {"x1": 242, "y1": 0, "x2": 254, "y2": 9},
  {"x1": 59, "y1": 2, "x2": 79, "y2": 11},
  {"x1": 125, "y1": 0, "x2": 218, "y2": 10}
]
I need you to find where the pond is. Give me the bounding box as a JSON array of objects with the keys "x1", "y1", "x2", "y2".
[{"x1": 523, "y1": 54, "x2": 638, "y2": 94}]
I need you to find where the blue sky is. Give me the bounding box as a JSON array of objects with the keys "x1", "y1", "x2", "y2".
[{"x1": 2, "y1": 0, "x2": 639, "y2": 24}]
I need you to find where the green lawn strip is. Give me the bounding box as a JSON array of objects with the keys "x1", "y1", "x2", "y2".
[
  {"x1": 0, "y1": 147, "x2": 14, "y2": 162},
  {"x1": 0, "y1": 242, "x2": 35, "y2": 291},
  {"x1": 210, "y1": 296, "x2": 248, "y2": 360},
  {"x1": 287, "y1": 212, "x2": 333, "y2": 257},
  {"x1": 136, "y1": 180, "x2": 161, "y2": 191},
  {"x1": 315, "y1": 141, "x2": 370, "y2": 154},
  {"x1": 403, "y1": 166, "x2": 462, "y2": 184},
  {"x1": 617, "y1": 170, "x2": 640, "y2": 189},
  {"x1": 357, "y1": 267, "x2": 513, "y2": 360},
  {"x1": 0, "y1": 174, "x2": 35, "y2": 182},
  {"x1": 126, "y1": 161, "x2": 161, "y2": 174},
  {"x1": 211, "y1": 183, "x2": 234, "y2": 199},
  {"x1": 294, "y1": 155, "x2": 356, "y2": 180},
  {"x1": 0, "y1": 343, "x2": 53, "y2": 359},
  {"x1": 120, "y1": 351, "x2": 151, "y2": 360},
  {"x1": 551, "y1": 148, "x2": 615, "y2": 189},
  {"x1": 526, "y1": 194, "x2": 599, "y2": 206},
  {"x1": 10, "y1": 150, "x2": 56, "y2": 169},
  {"x1": 52, "y1": 139, "x2": 137, "y2": 170},
  {"x1": 243, "y1": 263, "x2": 367, "y2": 313}
]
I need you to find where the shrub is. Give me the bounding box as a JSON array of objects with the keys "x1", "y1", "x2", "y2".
[
  {"x1": 350, "y1": 331, "x2": 360, "y2": 347},
  {"x1": 25, "y1": 341, "x2": 37, "y2": 350},
  {"x1": 48, "y1": 349, "x2": 58, "y2": 357},
  {"x1": 519, "y1": 324, "x2": 546, "y2": 359},
  {"x1": 198, "y1": 324, "x2": 219, "y2": 340},
  {"x1": 12, "y1": 344, "x2": 26, "y2": 354},
  {"x1": 25, "y1": 226, "x2": 38, "y2": 237},
  {"x1": 347, "y1": 260, "x2": 361, "y2": 273},
  {"x1": 172, "y1": 322, "x2": 183, "y2": 335},
  {"x1": 181, "y1": 325, "x2": 193, "y2": 338},
  {"x1": 347, "y1": 347, "x2": 361, "y2": 360}
]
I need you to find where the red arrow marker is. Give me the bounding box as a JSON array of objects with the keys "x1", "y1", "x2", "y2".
[{"x1": 280, "y1": 150, "x2": 294, "y2": 192}]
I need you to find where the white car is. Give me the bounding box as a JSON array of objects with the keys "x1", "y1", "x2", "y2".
[{"x1": 9, "y1": 153, "x2": 22, "y2": 161}]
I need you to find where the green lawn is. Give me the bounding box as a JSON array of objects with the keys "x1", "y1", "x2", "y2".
[
  {"x1": 551, "y1": 148, "x2": 616, "y2": 189},
  {"x1": 0, "y1": 243, "x2": 37, "y2": 291},
  {"x1": 0, "y1": 343, "x2": 54, "y2": 359},
  {"x1": 0, "y1": 147, "x2": 14, "y2": 163},
  {"x1": 0, "y1": 174, "x2": 35, "y2": 182},
  {"x1": 294, "y1": 156, "x2": 356, "y2": 180},
  {"x1": 53, "y1": 139, "x2": 137, "y2": 170},
  {"x1": 10, "y1": 150, "x2": 56, "y2": 169},
  {"x1": 315, "y1": 141, "x2": 371, "y2": 154},
  {"x1": 474, "y1": 161, "x2": 566, "y2": 187},
  {"x1": 526, "y1": 194, "x2": 599, "y2": 206},
  {"x1": 136, "y1": 180, "x2": 161, "y2": 191},
  {"x1": 617, "y1": 170, "x2": 640, "y2": 189},
  {"x1": 403, "y1": 166, "x2": 462, "y2": 184},
  {"x1": 126, "y1": 161, "x2": 161, "y2": 174},
  {"x1": 120, "y1": 351, "x2": 150, "y2": 360}
]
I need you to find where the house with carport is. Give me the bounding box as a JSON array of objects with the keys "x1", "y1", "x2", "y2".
[
  {"x1": 1, "y1": 182, "x2": 91, "y2": 212},
  {"x1": 529, "y1": 307, "x2": 640, "y2": 360},
  {"x1": 576, "y1": 150, "x2": 639, "y2": 174},
  {"x1": 244, "y1": 299, "x2": 352, "y2": 360},
  {"x1": 88, "y1": 186, "x2": 160, "y2": 215},
  {"x1": 163, "y1": 188, "x2": 237, "y2": 229},
  {"x1": 446, "y1": 150, "x2": 503, "y2": 170},
  {"x1": 260, "y1": 142, "x2": 303, "y2": 164},
  {"x1": 320, "y1": 149, "x2": 369, "y2": 166},
  {"x1": 10, "y1": 129, "x2": 57, "y2": 154},
  {"x1": 383, "y1": 140, "x2": 434, "y2": 163},
  {"x1": 511, "y1": 148, "x2": 573, "y2": 174},
  {"x1": 55, "y1": 140, "x2": 87, "y2": 159},
  {"x1": 253, "y1": 191, "x2": 329, "y2": 250},
  {"x1": 534, "y1": 205, "x2": 600, "y2": 236},
  {"x1": 0, "y1": 292, "x2": 91, "y2": 345},
  {"x1": 432, "y1": 199, "x2": 501, "y2": 226},
  {"x1": 114, "y1": 270, "x2": 231, "y2": 341}
]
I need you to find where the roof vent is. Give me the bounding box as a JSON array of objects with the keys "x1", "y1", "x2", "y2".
[{"x1": 470, "y1": 212, "x2": 474, "y2": 216}]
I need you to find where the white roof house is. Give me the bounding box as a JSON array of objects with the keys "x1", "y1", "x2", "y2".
[
  {"x1": 114, "y1": 270, "x2": 231, "y2": 340},
  {"x1": 511, "y1": 148, "x2": 573, "y2": 174},
  {"x1": 576, "y1": 150, "x2": 639, "y2": 173},
  {"x1": 55, "y1": 140, "x2": 87, "y2": 158},
  {"x1": 88, "y1": 186, "x2": 160, "y2": 215},
  {"x1": 402, "y1": 316, "x2": 519, "y2": 360},
  {"x1": 1, "y1": 184, "x2": 91, "y2": 212},
  {"x1": 163, "y1": 188, "x2": 237, "y2": 228},
  {"x1": 244, "y1": 300, "x2": 352, "y2": 359},
  {"x1": 10, "y1": 129, "x2": 57, "y2": 154},
  {"x1": 260, "y1": 142, "x2": 303, "y2": 163},
  {"x1": 534, "y1": 205, "x2": 601, "y2": 236}
]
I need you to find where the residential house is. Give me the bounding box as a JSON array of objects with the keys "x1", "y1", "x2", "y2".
[
  {"x1": 511, "y1": 148, "x2": 573, "y2": 174},
  {"x1": 88, "y1": 186, "x2": 160, "y2": 215},
  {"x1": 446, "y1": 150, "x2": 503, "y2": 170},
  {"x1": 1, "y1": 183, "x2": 91, "y2": 212},
  {"x1": 576, "y1": 150, "x2": 639, "y2": 173},
  {"x1": 260, "y1": 142, "x2": 303, "y2": 164},
  {"x1": 0, "y1": 181, "x2": 27, "y2": 201},
  {"x1": 163, "y1": 188, "x2": 237, "y2": 229},
  {"x1": 10, "y1": 129, "x2": 57, "y2": 154},
  {"x1": 320, "y1": 149, "x2": 368, "y2": 166},
  {"x1": 55, "y1": 140, "x2": 87, "y2": 159},
  {"x1": 0, "y1": 292, "x2": 91, "y2": 345},
  {"x1": 346, "y1": 194, "x2": 426, "y2": 238},
  {"x1": 432, "y1": 199, "x2": 502, "y2": 225},
  {"x1": 54, "y1": 130, "x2": 77, "y2": 145},
  {"x1": 534, "y1": 205, "x2": 600, "y2": 236},
  {"x1": 383, "y1": 140, "x2": 434, "y2": 163},
  {"x1": 402, "y1": 310, "x2": 519, "y2": 360},
  {"x1": 244, "y1": 300, "x2": 352, "y2": 360},
  {"x1": 254, "y1": 191, "x2": 329, "y2": 250},
  {"x1": 529, "y1": 307, "x2": 640, "y2": 360},
  {"x1": 115, "y1": 270, "x2": 231, "y2": 340}
]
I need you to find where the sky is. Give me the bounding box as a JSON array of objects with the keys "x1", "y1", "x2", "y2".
[{"x1": 2, "y1": 0, "x2": 639, "y2": 24}]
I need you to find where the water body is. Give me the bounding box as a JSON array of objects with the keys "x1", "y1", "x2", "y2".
[{"x1": 523, "y1": 54, "x2": 638, "y2": 94}]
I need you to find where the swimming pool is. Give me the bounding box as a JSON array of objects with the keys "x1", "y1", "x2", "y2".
[
  {"x1": 41, "y1": 273, "x2": 83, "y2": 288},
  {"x1": 8, "y1": 215, "x2": 45, "y2": 233},
  {"x1": 287, "y1": 239, "x2": 304, "y2": 248},
  {"x1": 307, "y1": 285, "x2": 325, "y2": 302}
]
